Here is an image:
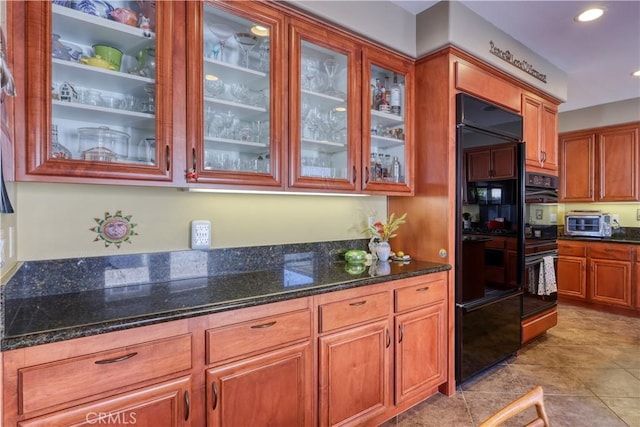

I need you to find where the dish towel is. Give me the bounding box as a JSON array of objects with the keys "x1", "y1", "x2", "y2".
[{"x1": 537, "y1": 256, "x2": 557, "y2": 295}]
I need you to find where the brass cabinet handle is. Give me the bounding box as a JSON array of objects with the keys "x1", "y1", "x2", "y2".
[
  {"x1": 251, "y1": 321, "x2": 276, "y2": 329},
  {"x1": 94, "y1": 352, "x2": 138, "y2": 365},
  {"x1": 398, "y1": 324, "x2": 404, "y2": 343},
  {"x1": 349, "y1": 300, "x2": 366, "y2": 307},
  {"x1": 353, "y1": 165, "x2": 357, "y2": 184},
  {"x1": 192, "y1": 147, "x2": 197, "y2": 171},
  {"x1": 184, "y1": 390, "x2": 190, "y2": 421},
  {"x1": 166, "y1": 145, "x2": 170, "y2": 171},
  {"x1": 212, "y1": 382, "x2": 218, "y2": 410},
  {"x1": 416, "y1": 286, "x2": 430, "y2": 292},
  {"x1": 386, "y1": 329, "x2": 391, "y2": 348},
  {"x1": 365, "y1": 166, "x2": 369, "y2": 184}
]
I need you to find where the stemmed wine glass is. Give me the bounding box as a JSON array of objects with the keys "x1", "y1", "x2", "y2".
[
  {"x1": 323, "y1": 58, "x2": 344, "y2": 98},
  {"x1": 234, "y1": 32, "x2": 258, "y2": 68},
  {"x1": 207, "y1": 23, "x2": 235, "y2": 62},
  {"x1": 302, "y1": 58, "x2": 319, "y2": 91},
  {"x1": 257, "y1": 38, "x2": 270, "y2": 72}
]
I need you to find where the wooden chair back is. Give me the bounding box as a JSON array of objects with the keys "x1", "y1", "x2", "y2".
[{"x1": 479, "y1": 385, "x2": 550, "y2": 427}]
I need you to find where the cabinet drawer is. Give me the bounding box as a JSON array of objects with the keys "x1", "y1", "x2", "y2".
[
  {"x1": 18, "y1": 334, "x2": 192, "y2": 414},
  {"x1": 318, "y1": 291, "x2": 389, "y2": 333},
  {"x1": 589, "y1": 244, "x2": 633, "y2": 261},
  {"x1": 558, "y1": 241, "x2": 586, "y2": 257},
  {"x1": 206, "y1": 309, "x2": 311, "y2": 365},
  {"x1": 395, "y1": 278, "x2": 446, "y2": 312},
  {"x1": 484, "y1": 238, "x2": 506, "y2": 249},
  {"x1": 521, "y1": 307, "x2": 557, "y2": 344}
]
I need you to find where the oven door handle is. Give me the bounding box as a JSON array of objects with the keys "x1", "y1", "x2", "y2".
[{"x1": 456, "y1": 290, "x2": 523, "y2": 313}]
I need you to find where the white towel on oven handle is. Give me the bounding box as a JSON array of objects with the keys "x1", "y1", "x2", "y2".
[{"x1": 537, "y1": 256, "x2": 557, "y2": 295}]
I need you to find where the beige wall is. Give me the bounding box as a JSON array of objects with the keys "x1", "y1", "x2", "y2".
[
  {"x1": 558, "y1": 203, "x2": 640, "y2": 227},
  {"x1": 13, "y1": 182, "x2": 387, "y2": 261},
  {"x1": 558, "y1": 98, "x2": 640, "y2": 133}
]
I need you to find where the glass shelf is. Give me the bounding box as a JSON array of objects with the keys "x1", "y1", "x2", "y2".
[
  {"x1": 52, "y1": 59, "x2": 154, "y2": 94},
  {"x1": 52, "y1": 101, "x2": 155, "y2": 129}
]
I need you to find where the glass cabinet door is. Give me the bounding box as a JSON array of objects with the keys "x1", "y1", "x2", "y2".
[
  {"x1": 188, "y1": 1, "x2": 284, "y2": 188},
  {"x1": 289, "y1": 19, "x2": 360, "y2": 192},
  {"x1": 362, "y1": 48, "x2": 414, "y2": 194},
  {"x1": 30, "y1": 0, "x2": 175, "y2": 181}
]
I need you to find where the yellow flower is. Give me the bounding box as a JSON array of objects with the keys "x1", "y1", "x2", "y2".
[{"x1": 362, "y1": 212, "x2": 407, "y2": 242}]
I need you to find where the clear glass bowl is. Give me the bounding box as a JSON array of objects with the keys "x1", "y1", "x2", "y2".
[{"x1": 78, "y1": 126, "x2": 130, "y2": 161}]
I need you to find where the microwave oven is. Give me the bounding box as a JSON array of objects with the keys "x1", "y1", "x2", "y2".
[{"x1": 565, "y1": 211, "x2": 612, "y2": 237}]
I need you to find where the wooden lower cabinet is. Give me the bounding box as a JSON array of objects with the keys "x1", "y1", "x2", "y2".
[
  {"x1": 2, "y1": 272, "x2": 451, "y2": 427},
  {"x1": 557, "y1": 255, "x2": 587, "y2": 299},
  {"x1": 206, "y1": 342, "x2": 312, "y2": 427},
  {"x1": 18, "y1": 377, "x2": 192, "y2": 427},
  {"x1": 318, "y1": 320, "x2": 391, "y2": 426},
  {"x1": 558, "y1": 240, "x2": 637, "y2": 314},
  {"x1": 316, "y1": 272, "x2": 449, "y2": 427},
  {"x1": 394, "y1": 303, "x2": 446, "y2": 404},
  {"x1": 635, "y1": 249, "x2": 640, "y2": 309}
]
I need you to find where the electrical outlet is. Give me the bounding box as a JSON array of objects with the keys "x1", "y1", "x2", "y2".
[
  {"x1": 612, "y1": 214, "x2": 619, "y2": 223},
  {"x1": 191, "y1": 220, "x2": 211, "y2": 250}
]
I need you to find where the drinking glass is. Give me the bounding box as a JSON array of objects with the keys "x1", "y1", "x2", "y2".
[
  {"x1": 234, "y1": 32, "x2": 258, "y2": 68},
  {"x1": 303, "y1": 58, "x2": 319, "y2": 91},
  {"x1": 323, "y1": 58, "x2": 344, "y2": 98},
  {"x1": 207, "y1": 23, "x2": 235, "y2": 62}
]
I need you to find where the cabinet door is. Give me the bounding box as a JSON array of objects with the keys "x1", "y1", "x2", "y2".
[
  {"x1": 318, "y1": 320, "x2": 391, "y2": 427},
  {"x1": 288, "y1": 18, "x2": 361, "y2": 192},
  {"x1": 540, "y1": 103, "x2": 558, "y2": 172},
  {"x1": 394, "y1": 303, "x2": 446, "y2": 404},
  {"x1": 491, "y1": 144, "x2": 516, "y2": 179},
  {"x1": 18, "y1": 376, "x2": 192, "y2": 427},
  {"x1": 635, "y1": 250, "x2": 640, "y2": 309},
  {"x1": 186, "y1": 1, "x2": 285, "y2": 188},
  {"x1": 522, "y1": 94, "x2": 558, "y2": 173},
  {"x1": 466, "y1": 149, "x2": 492, "y2": 181},
  {"x1": 557, "y1": 256, "x2": 587, "y2": 299},
  {"x1": 598, "y1": 124, "x2": 639, "y2": 201},
  {"x1": 559, "y1": 132, "x2": 596, "y2": 201},
  {"x1": 590, "y1": 258, "x2": 632, "y2": 307},
  {"x1": 16, "y1": 1, "x2": 179, "y2": 182},
  {"x1": 207, "y1": 342, "x2": 312, "y2": 427},
  {"x1": 361, "y1": 47, "x2": 414, "y2": 195}
]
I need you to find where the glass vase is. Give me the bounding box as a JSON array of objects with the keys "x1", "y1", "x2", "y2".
[{"x1": 376, "y1": 241, "x2": 391, "y2": 262}]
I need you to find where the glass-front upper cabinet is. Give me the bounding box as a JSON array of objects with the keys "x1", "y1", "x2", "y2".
[
  {"x1": 17, "y1": 1, "x2": 179, "y2": 182},
  {"x1": 186, "y1": 1, "x2": 285, "y2": 188},
  {"x1": 289, "y1": 18, "x2": 360, "y2": 192},
  {"x1": 362, "y1": 47, "x2": 414, "y2": 195}
]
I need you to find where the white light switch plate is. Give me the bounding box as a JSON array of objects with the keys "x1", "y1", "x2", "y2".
[{"x1": 191, "y1": 220, "x2": 211, "y2": 250}]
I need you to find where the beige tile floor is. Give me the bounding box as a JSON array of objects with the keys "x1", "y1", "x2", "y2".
[{"x1": 381, "y1": 303, "x2": 640, "y2": 427}]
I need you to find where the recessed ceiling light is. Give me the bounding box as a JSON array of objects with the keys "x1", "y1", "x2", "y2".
[
  {"x1": 250, "y1": 25, "x2": 269, "y2": 37},
  {"x1": 633, "y1": 70, "x2": 640, "y2": 77},
  {"x1": 575, "y1": 7, "x2": 605, "y2": 22}
]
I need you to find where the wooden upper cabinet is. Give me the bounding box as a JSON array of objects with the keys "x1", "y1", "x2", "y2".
[
  {"x1": 361, "y1": 46, "x2": 414, "y2": 195},
  {"x1": 466, "y1": 143, "x2": 516, "y2": 181},
  {"x1": 522, "y1": 93, "x2": 558, "y2": 174},
  {"x1": 560, "y1": 122, "x2": 639, "y2": 202},
  {"x1": 287, "y1": 17, "x2": 361, "y2": 192},
  {"x1": 559, "y1": 131, "x2": 596, "y2": 202},
  {"x1": 454, "y1": 61, "x2": 521, "y2": 112},
  {"x1": 185, "y1": 1, "x2": 286, "y2": 189},
  {"x1": 598, "y1": 124, "x2": 639, "y2": 201},
  {"x1": 10, "y1": 1, "x2": 182, "y2": 183}
]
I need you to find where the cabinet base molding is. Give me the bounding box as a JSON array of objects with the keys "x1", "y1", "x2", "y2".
[{"x1": 558, "y1": 297, "x2": 640, "y2": 318}]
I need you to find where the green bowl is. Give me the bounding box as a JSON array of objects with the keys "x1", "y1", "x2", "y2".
[
  {"x1": 344, "y1": 250, "x2": 367, "y2": 264},
  {"x1": 93, "y1": 44, "x2": 123, "y2": 71},
  {"x1": 345, "y1": 263, "x2": 367, "y2": 275}
]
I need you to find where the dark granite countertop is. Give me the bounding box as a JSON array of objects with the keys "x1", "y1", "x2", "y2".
[
  {"x1": 1, "y1": 240, "x2": 450, "y2": 351},
  {"x1": 557, "y1": 234, "x2": 640, "y2": 245}
]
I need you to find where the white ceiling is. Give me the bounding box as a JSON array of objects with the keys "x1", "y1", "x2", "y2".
[{"x1": 391, "y1": 0, "x2": 640, "y2": 112}]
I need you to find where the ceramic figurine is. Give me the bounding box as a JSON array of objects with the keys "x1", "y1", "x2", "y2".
[
  {"x1": 139, "y1": 15, "x2": 152, "y2": 38},
  {"x1": 59, "y1": 82, "x2": 78, "y2": 102}
]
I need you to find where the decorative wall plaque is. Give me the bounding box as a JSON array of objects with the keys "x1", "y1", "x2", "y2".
[
  {"x1": 91, "y1": 210, "x2": 138, "y2": 248},
  {"x1": 489, "y1": 41, "x2": 547, "y2": 83}
]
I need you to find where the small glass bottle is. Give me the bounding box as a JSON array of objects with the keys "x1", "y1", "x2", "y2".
[
  {"x1": 390, "y1": 74, "x2": 401, "y2": 116},
  {"x1": 392, "y1": 156, "x2": 401, "y2": 183},
  {"x1": 51, "y1": 125, "x2": 72, "y2": 159}
]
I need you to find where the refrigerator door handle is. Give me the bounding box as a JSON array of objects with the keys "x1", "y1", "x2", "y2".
[{"x1": 459, "y1": 291, "x2": 523, "y2": 313}]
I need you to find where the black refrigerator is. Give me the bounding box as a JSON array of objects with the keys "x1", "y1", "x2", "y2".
[{"x1": 455, "y1": 93, "x2": 525, "y2": 383}]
